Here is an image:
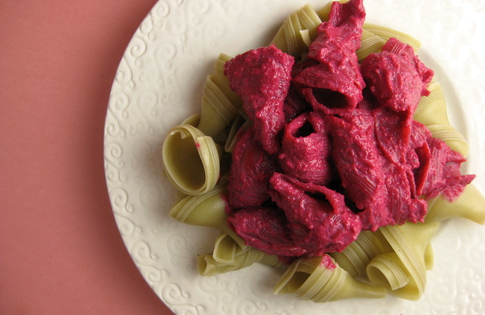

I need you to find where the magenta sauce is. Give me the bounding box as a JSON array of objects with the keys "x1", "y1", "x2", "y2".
[
  {"x1": 224, "y1": 0, "x2": 475, "y2": 263},
  {"x1": 224, "y1": 45, "x2": 294, "y2": 155},
  {"x1": 320, "y1": 254, "x2": 337, "y2": 270}
]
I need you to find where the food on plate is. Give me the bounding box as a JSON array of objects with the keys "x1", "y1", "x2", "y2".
[
  {"x1": 162, "y1": 124, "x2": 223, "y2": 195},
  {"x1": 162, "y1": 0, "x2": 485, "y2": 303},
  {"x1": 274, "y1": 255, "x2": 387, "y2": 302}
]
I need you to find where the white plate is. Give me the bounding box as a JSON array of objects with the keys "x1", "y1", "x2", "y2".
[{"x1": 104, "y1": 0, "x2": 485, "y2": 314}]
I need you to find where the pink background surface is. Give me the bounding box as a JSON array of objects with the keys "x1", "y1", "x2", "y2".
[{"x1": 1, "y1": 1, "x2": 173, "y2": 314}]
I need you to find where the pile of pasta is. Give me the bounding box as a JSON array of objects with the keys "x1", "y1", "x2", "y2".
[{"x1": 162, "y1": 1, "x2": 485, "y2": 303}]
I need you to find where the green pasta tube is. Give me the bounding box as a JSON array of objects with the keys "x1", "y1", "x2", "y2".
[
  {"x1": 271, "y1": 9, "x2": 305, "y2": 57},
  {"x1": 426, "y1": 124, "x2": 469, "y2": 157},
  {"x1": 224, "y1": 115, "x2": 248, "y2": 153},
  {"x1": 169, "y1": 185, "x2": 246, "y2": 249},
  {"x1": 424, "y1": 243, "x2": 434, "y2": 270},
  {"x1": 330, "y1": 229, "x2": 393, "y2": 278},
  {"x1": 299, "y1": 29, "x2": 313, "y2": 48},
  {"x1": 197, "y1": 232, "x2": 283, "y2": 276},
  {"x1": 270, "y1": 4, "x2": 322, "y2": 57},
  {"x1": 180, "y1": 113, "x2": 201, "y2": 126},
  {"x1": 425, "y1": 184, "x2": 485, "y2": 224},
  {"x1": 375, "y1": 222, "x2": 440, "y2": 300},
  {"x1": 212, "y1": 230, "x2": 239, "y2": 264},
  {"x1": 295, "y1": 4, "x2": 323, "y2": 41},
  {"x1": 274, "y1": 256, "x2": 387, "y2": 302},
  {"x1": 213, "y1": 53, "x2": 232, "y2": 73},
  {"x1": 213, "y1": 232, "x2": 282, "y2": 267},
  {"x1": 413, "y1": 82, "x2": 450, "y2": 126},
  {"x1": 212, "y1": 53, "x2": 242, "y2": 108},
  {"x1": 363, "y1": 23, "x2": 421, "y2": 51},
  {"x1": 197, "y1": 74, "x2": 239, "y2": 137},
  {"x1": 366, "y1": 253, "x2": 410, "y2": 291},
  {"x1": 198, "y1": 252, "x2": 282, "y2": 276},
  {"x1": 162, "y1": 124, "x2": 223, "y2": 195},
  {"x1": 197, "y1": 254, "x2": 237, "y2": 276},
  {"x1": 357, "y1": 29, "x2": 386, "y2": 61}
]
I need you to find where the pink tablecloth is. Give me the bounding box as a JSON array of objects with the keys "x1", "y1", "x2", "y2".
[{"x1": 1, "y1": 1, "x2": 173, "y2": 314}]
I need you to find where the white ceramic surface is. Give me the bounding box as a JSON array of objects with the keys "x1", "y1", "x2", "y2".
[{"x1": 104, "y1": 0, "x2": 485, "y2": 314}]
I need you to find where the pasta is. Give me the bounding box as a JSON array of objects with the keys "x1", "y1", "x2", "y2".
[
  {"x1": 425, "y1": 124, "x2": 469, "y2": 157},
  {"x1": 413, "y1": 82, "x2": 450, "y2": 126},
  {"x1": 197, "y1": 53, "x2": 242, "y2": 138},
  {"x1": 356, "y1": 29, "x2": 386, "y2": 61},
  {"x1": 270, "y1": 4, "x2": 323, "y2": 57},
  {"x1": 362, "y1": 23, "x2": 422, "y2": 51},
  {"x1": 425, "y1": 184, "x2": 485, "y2": 224},
  {"x1": 330, "y1": 229, "x2": 393, "y2": 278},
  {"x1": 373, "y1": 222, "x2": 440, "y2": 300},
  {"x1": 169, "y1": 185, "x2": 246, "y2": 248},
  {"x1": 161, "y1": 0, "x2": 485, "y2": 305},
  {"x1": 162, "y1": 123, "x2": 223, "y2": 195},
  {"x1": 197, "y1": 75, "x2": 239, "y2": 137},
  {"x1": 223, "y1": 115, "x2": 249, "y2": 153},
  {"x1": 273, "y1": 255, "x2": 387, "y2": 302},
  {"x1": 211, "y1": 53, "x2": 241, "y2": 107},
  {"x1": 197, "y1": 232, "x2": 284, "y2": 276}
]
